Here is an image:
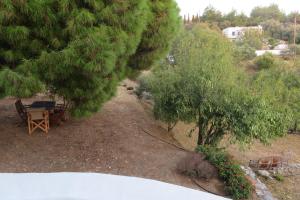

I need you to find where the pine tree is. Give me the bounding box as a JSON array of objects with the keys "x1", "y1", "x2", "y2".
[
  {"x1": 0, "y1": 0, "x2": 180, "y2": 117},
  {"x1": 128, "y1": 0, "x2": 180, "y2": 70}
]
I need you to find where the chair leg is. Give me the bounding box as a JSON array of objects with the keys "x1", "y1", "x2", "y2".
[
  {"x1": 28, "y1": 119, "x2": 32, "y2": 135},
  {"x1": 44, "y1": 121, "x2": 49, "y2": 134},
  {"x1": 46, "y1": 117, "x2": 49, "y2": 134}
]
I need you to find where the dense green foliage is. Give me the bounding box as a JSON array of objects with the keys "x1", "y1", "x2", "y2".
[
  {"x1": 262, "y1": 18, "x2": 300, "y2": 43},
  {"x1": 252, "y1": 68, "x2": 300, "y2": 131},
  {"x1": 197, "y1": 146, "x2": 252, "y2": 200},
  {"x1": 250, "y1": 4, "x2": 285, "y2": 23},
  {"x1": 234, "y1": 29, "x2": 262, "y2": 62},
  {"x1": 239, "y1": 30, "x2": 263, "y2": 50},
  {"x1": 233, "y1": 44, "x2": 256, "y2": 62},
  {"x1": 0, "y1": 0, "x2": 180, "y2": 117},
  {"x1": 128, "y1": 0, "x2": 180, "y2": 70},
  {"x1": 190, "y1": 6, "x2": 250, "y2": 30},
  {"x1": 255, "y1": 53, "x2": 277, "y2": 70},
  {"x1": 144, "y1": 25, "x2": 291, "y2": 146}
]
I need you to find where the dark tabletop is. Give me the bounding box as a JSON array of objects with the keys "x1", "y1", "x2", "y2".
[{"x1": 31, "y1": 101, "x2": 56, "y2": 110}]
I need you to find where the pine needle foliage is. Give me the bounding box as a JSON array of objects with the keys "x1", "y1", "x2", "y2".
[
  {"x1": 128, "y1": 0, "x2": 181, "y2": 70},
  {"x1": 0, "y1": 0, "x2": 180, "y2": 117}
]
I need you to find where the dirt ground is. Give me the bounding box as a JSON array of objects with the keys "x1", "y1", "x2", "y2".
[
  {"x1": 170, "y1": 121, "x2": 300, "y2": 200},
  {"x1": 0, "y1": 80, "x2": 226, "y2": 197},
  {"x1": 225, "y1": 136, "x2": 300, "y2": 200}
]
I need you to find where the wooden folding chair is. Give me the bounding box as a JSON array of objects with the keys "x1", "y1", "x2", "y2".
[{"x1": 27, "y1": 108, "x2": 49, "y2": 135}]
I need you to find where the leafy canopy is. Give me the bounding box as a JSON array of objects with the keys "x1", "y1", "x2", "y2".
[
  {"x1": 145, "y1": 25, "x2": 291, "y2": 146},
  {"x1": 252, "y1": 67, "x2": 300, "y2": 131},
  {"x1": 250, "y1": 4, "x2": 285, "y2": 23},
  {"x1": 236, "y1": 29, "x2": 263, "y2": 50},
  {"x1": 0, "y1": 0, "x2": 180, "y2": 117}
]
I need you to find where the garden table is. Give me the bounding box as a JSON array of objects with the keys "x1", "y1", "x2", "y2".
[{"x1": 31, "y1": 101, "x2": 56, "y2": 111}]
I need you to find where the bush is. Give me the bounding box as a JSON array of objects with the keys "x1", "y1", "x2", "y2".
[
  {"x1": 177, "y1": 153, "x2": 218, "y2": 179},
  {"x1": 255, "y1": 53, "x2": 276, "y2": 69},
  {"x1": 234, "y1": 44, "x2": 256, "y2": 62},
  {"x1": 197, "y1": 146, "x2": 252, "y2": 200},
  {"x1": 135, "y1": 75, "x2": 150, "y2": 98},
  {"x1": 268, "y1": 38, "x2": 280, "y2": 49},
  {"x1": 239, "y1": 29, "x2": 263, "y2": 49},
  {"x1": 252, "y1": 68, "x2": 299, "y2": 131}
]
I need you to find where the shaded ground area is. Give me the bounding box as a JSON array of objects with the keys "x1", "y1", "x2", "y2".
[
  {"x1": 0, "y1": 80, "x2": 225, "y2": 196},
  {"x1": 171, "y1": 121, "x2": 300, "y2": 200}
]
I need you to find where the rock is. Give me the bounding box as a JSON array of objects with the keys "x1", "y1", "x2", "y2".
[
  {"x1": 257, "y1": 170, "x2": 273, "y2": 179},
  {"x1": 241, "y1": 166, "x2": 277, "y2": 200},
  {"x1": 242, "y1": 166, "x2": 257, "y2": 179},
  {"x1": 262, "y1": 191, "x2": 277, "y2": 200},
  {"x1": 256, "y1": 178, "x2": 267, "y2": 190}
]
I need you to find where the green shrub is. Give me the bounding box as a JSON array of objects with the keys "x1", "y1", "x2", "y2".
[
  {"x1": 197, "y1": 146, "x2": 252, "y2": 200},
  {"x1": 268, "y1": 38, "x2": 280, "y2": 49},
  {"x1": 251, "y1": 68, "x2": 299, "y2": 131},
  {"x1": 255, "y1": 53, "x2": 277, "y2": 69},
  {"x1": 136, "y1": 75, "x2": 151, "y2": 98},
  {"x1": 273, "y1": 174, "x2": 284, "y2": 182},
  {"x1": 234, "y1": 44, "x2": 256, "y2": 62},
  {"x1": 237, "y1": 29, "x2": 263, "y2": 50}
]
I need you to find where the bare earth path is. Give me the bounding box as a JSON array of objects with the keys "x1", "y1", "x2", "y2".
[{"x1": 0, "y1": 80, "x2": 225, "y2": 195}]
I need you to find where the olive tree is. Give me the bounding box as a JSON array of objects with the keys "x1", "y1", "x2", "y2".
[{"x1": 146, "y1": 25, "x2": 292, "y2": 146}]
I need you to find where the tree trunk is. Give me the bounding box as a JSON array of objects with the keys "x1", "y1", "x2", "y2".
[
  {"x1": 197, "y1": 115, "x2": 205, "y2": 145},
  {"x1": 197, "y1": 127, "x2": 203, "y2": 145}
]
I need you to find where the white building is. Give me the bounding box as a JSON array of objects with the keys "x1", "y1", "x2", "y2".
[{"x1": 222, "y1": 26, "x2": 263, "y2": 40}]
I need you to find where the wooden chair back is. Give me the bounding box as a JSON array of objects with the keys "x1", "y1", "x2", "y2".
[
  {"x1": 15, "y1": 99, "x2": 28, "y2": 122},
  {"x1": 27, "y1": 109, "x2": 49, "y2": 135}
]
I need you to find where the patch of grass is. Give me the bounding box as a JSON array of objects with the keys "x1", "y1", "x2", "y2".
[{"x1": 273, "y1": 174, "x2": 284, "y2": 182}]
